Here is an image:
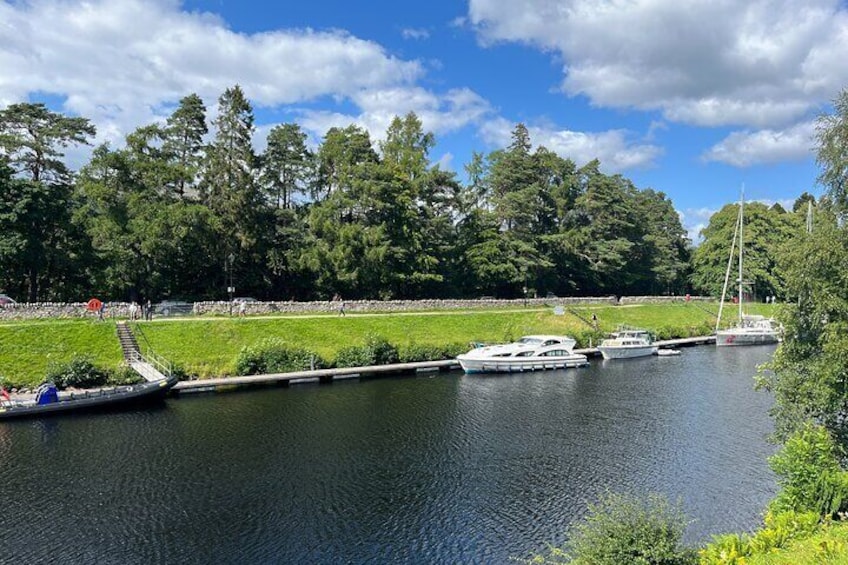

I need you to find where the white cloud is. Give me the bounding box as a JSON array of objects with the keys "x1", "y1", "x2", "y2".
[
  {"x1": 435, "y1": 152, "x2": 454, "y2": 170},
  {"x1": 401, "y1": 27, "x2": 430, "y2": 40},
  {"x1": 702, "y1": 121, "x2": 816, "y2": 167},
  {"x1": 678, "y1": 207, "x2": 719, "y2": 243},
  {"x1": 468, "y1": 0, "x2": 848, "y2": 128},
  {"x1": 480, "y1": 117, "x2": 662, "y2": 171},
  {"x1": 0, "y1": 0, "x2": 422, "y2": 146},
  {"x1": 300, "y1": 86, "x2": 492, "y2": 141}
]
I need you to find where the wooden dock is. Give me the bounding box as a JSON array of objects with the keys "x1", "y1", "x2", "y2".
[
  {"x1": 173, "y1": 359, "x2": 460, "y2": 394},
  {"x1": 172, "y1": 335, "x2": 716, "y2": 394}
]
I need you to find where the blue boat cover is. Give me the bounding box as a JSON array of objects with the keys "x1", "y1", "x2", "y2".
[{"x1": 35, "y1": 383, "x2": 59, "y2": 405}]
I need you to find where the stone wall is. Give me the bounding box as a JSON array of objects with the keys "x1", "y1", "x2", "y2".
[
  {"x1": 0, "y1": 302, "x2": 135, "y2": 320},
  {"x1": 0, "y1": 295, "x2": 717, "y2": 320},
  {"x1": 191, "y1": 296, "x2": 619, "y2": 316},
  {"x1": 618, "y1": 295, "x2": 713, "y2": 304}
]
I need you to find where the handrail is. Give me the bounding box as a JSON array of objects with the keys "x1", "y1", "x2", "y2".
[{"x1": 126, "y1": 323, "x2": 173, "y2": 377}]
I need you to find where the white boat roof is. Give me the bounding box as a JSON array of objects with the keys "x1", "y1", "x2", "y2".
[{"x1": 518, "y1": 335, "x2": 575, "y2": 341}]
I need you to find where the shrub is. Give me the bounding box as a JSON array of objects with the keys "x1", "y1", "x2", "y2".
[
  {"x1": 698, "y1": 533, "x2": 750, "y2": 565},
  {"x1": 107, "y1": 366, "x2": 144, "y2": 386},
  {"x1": 527, "y1": 492, "x2": 696, "y2": 565},
  {"x1": 768, "y1": 423, "x2": 848, "y2": 517},
  {"x1": 334, "y1": 334, "x2": 398, "y2": 368},
  {"x1": 398, "y1": 342, "x2": 468, "y2": 363},
  {"x1": 235, "y1": 338, "x2": 325, "y2": 375},
  {"x1": 747, "y1": 510, "x2": 819, "y2": 553},
  {"x1": 699, "y1": 510, "x2": 821, "y2": 564},
  {"x1": 45, "y1": 355, "x2": 110, "y2": 389}
]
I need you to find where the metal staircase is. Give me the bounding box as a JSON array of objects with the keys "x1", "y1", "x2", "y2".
[
  {"x1": 116, "y1": 321, "x2": 140, "y2": 361},
  {"x1": 116, "y1": 322, "x2": 172, "y2": 382}
]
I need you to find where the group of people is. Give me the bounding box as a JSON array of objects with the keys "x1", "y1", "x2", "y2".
[{"x1": 127, "y1": 300, "x2": 153, "y2": 321}]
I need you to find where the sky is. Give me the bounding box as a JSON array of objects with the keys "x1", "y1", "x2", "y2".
[{"x1": 3, "y1": 0, "x2": 848, "y2": 239}]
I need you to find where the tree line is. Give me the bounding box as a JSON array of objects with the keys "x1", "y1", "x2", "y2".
[{"x1": 0, "y1": 85, "x2": 807, "y2": 303}]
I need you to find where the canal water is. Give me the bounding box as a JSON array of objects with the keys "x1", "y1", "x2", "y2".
[{"x1": 0, "y1": 345, "x2": 776, "y2": 564}]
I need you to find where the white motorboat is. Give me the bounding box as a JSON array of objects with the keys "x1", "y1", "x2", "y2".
[
  {"x1": 456, "y1": 335, "x2": 588, "y2": 373},
  {"x1": 715, "y1": 190, "x2": 780, "y2": 347},
  {"x1": 597, "y1": 328, "x2": 658, "y2": 360}
]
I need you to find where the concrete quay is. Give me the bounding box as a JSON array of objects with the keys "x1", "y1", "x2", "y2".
[{"x1": 172, "y1": 335, "x2": 716, "y2": 394}]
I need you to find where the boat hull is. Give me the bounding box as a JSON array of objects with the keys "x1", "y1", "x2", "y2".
[
  {"x1": 715, "y1": 330, "x2": 780, "y2": 346},
  {"x1": 598, "y1": 345, "x2": 658, "y2": 360},
  {"x1": 457, "y1": 354, "x2": 589, "y2": 374},
  {"x1": 0, "y1": 376, "x2": 178, "y2": 420}
]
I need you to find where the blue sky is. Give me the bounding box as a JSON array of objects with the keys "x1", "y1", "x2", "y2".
[{"x1": 3, "y1": 0, "x2": 848, "y2": 238}]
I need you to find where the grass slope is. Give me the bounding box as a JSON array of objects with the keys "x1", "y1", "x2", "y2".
[
  {"x1": 0, "y1": 302, "x2": 778, "y2": 385},
  {"x1": 0, "y1": 320, "x2": 123, "y2": 386}
]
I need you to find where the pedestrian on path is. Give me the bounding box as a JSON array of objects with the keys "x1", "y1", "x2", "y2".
[{"x1": 334, "y1": 293, "x2": 346, "y2": 317}]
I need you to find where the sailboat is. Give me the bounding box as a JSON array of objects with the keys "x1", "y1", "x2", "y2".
[{"x1": 715, "y1": 190, "x2": 781, "y2": 346}]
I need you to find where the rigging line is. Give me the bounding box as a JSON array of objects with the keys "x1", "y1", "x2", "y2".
[{"x1": 716, "y1": 199, "x2": 741, "y2": 332}]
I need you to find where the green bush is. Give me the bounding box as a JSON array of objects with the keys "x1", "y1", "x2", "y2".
[
  {"x1": 107, "y1": 366, "x2": 144, "y2": 386},
  {"x1": 527, "y1": 492, "x2": 696, "y2": 565},
  {"x1": 698, "y1": 533, "x2": 750, "y2": 565},
  {"x1": 234, "y1": 338, "x2": 325, "y2": 375},
  {"x1": 335, "y1": 334, "x2": 398, "y2": 368},
  {"x1": 769, "y1": 423, "x2": 848, "y2": 517},
  {"x1": 699, "y1": 510, "x2": 821, "y2": 564},
  {"x1": 398, "y1": 342, "x2": 468, "y2": 362},
  {"x1": 45, "y1": 355, "x2": 110, "y2": 389}
]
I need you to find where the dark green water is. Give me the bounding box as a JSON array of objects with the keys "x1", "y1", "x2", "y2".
[{"x1": 0, "y1": 345, "x2": 776, "y2": 564}]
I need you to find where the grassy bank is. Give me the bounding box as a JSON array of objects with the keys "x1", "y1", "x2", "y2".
[{"x1": 0, "y1": 302, "x2": 777, "y2": 386}]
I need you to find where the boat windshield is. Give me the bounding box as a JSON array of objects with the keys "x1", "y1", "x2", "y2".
[{"x1": 517, "y1": 337, "x2": 544, "y2": 345}]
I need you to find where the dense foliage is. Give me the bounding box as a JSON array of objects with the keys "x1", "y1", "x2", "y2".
[
  {"x1": 757, "y1": 89, "x2": 848, "y2": 444},
  {"x1": 234, "y1": 338, "x2": 326, "y2": 375},
  {"x1": 690, "y1": 202, "x2": 800, "y2": 300},
  {"x1": 44, "y1": 355, "x2": 141, "y2": 389},
  {"x1": 0, "y1": 90, "x2": 692, "y2": 303},
  {"x1": 526, "y1": 492, "x2": 696, "y2": 565}
]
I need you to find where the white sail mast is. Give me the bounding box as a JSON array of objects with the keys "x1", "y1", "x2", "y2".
[
  {"x1": 716, "y1": 199, "x2": 741, "y2": 332},
  {"x1": 738, "y1": 188, "x2": 744, "y2": 324}
]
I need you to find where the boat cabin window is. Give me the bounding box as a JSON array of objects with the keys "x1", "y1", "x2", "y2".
[
  {"x1": 515, "y1": 351, "x2": 535, "y2": 357},
  {"x1": 542, "y1": 340, "x2": 559, "y2": 346},
  {"x1": 543, "y1": 350, "x2": 567, "y2": 356},
  {"x1": 518, "y1": 337, "x2": 543, "y2": 345}
]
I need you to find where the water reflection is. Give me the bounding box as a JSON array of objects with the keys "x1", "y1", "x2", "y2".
[{"x1": 0, "y1": 345, "x2": 776, "y2": 564}]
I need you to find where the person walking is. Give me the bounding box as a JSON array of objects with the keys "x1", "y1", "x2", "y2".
[{"x1": 334, "y1": 294, "x2": 346, "y2": 317}]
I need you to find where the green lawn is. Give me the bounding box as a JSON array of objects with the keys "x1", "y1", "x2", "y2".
[
  {"x1": 0, "y1": 319, "x2": 123, "y2": 387},
  {"x1": 0, "y1": 302, "x2": 779, "y2": 385}
]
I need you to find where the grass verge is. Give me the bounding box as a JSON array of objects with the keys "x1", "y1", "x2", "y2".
[{"x1": 0, "y1": 302, "x2": 778, "y2": 385}]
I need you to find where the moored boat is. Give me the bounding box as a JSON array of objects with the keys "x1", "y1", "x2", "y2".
[
  {"x1": 715, "y1": 190, "x2": 781, "y2": 347},
  {"x1": 597, "y1": 328, "x2": 658, "y2": 360},
  {"x1": 716, "y1": 315, "x2": 780, "y2": 346},
  {"x1": 0, "y1": 376, "x2": 178, "y2": 420},
  {"x1": 457, "y1": 335, "x2": 588, "y2": 374}
]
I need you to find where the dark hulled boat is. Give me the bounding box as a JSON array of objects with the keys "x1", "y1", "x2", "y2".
[{"x1": 0, "y1": 376, "x2": 178, "y2": 420}]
